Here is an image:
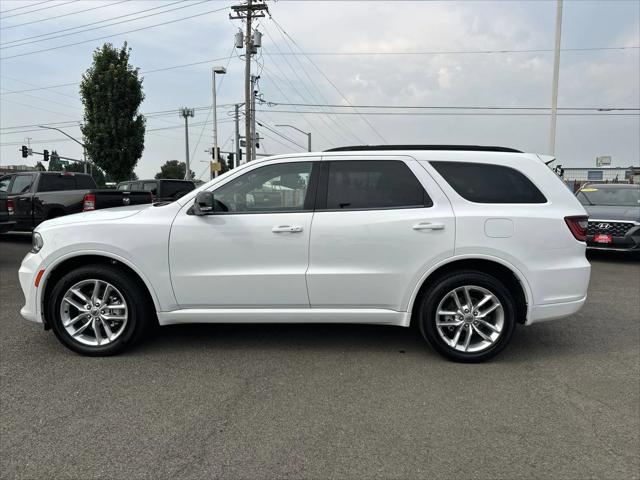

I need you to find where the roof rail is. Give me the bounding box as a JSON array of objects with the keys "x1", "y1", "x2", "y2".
[{"x1": 324, "y1": 145, "x2": 523, "y2": 153}]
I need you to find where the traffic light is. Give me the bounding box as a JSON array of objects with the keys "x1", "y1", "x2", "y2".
[
  {"x1": 238, "y1": 149, "x2": 242, "y2": 163},
  {"x1": 227, "y1": 152, "x2": 235, "y2": 170},
  {"x1": 21, "y1": 145, "x2": 28, "y2": 158},
  {"x1": 210, "y1": 147, "x2": 221, "y2": 160},
  {"x1": 43, "y1": 149, "x2": 49, "y2": 162}
]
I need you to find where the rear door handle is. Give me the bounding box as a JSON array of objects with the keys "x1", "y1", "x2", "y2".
[
  {"x1": 272, "y1": 225, "x2": 303, "y2": 233},
  {"x1": 413, "y1": 222, "x2": 445, "y2": 231}
]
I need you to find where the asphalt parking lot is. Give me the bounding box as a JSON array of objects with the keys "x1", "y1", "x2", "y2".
[{"x1": 0, "y1": 233, "x2": 638, "y2": 480}]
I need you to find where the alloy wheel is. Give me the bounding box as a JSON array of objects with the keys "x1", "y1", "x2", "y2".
[
  {"x1": 59, "y1": 279, "x2": 128, "y2": 346},
  {"x1": 435, "y1": 285, "x2": 504, "y2": 353}
]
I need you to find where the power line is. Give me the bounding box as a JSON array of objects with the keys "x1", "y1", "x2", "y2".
[
  {"x1": 264, "y1": 102, "x2": 640, "y2": 111},
  {"x1": 0, "y1": 0, "x2": 75, "y2": 20},
  {"x1": 0, "y1": 4, "x2": 232, "y2": 60},
  {"x1": 269, "y1": 16, "x2": 388, "y2": 144},
  {"x1": 0, "y1": 0, "x2": 55, "y2": 15},
  {"x1": 256, "y1": 109, "x2": 640, "y2": 116},
  {"x1": 1, "y1": 0, "x2": 204, "y2": 47},
  {"x1": 1, "y1": 0, "x2": 129, "y2": 33},
  {"x1": 260, "y1": 21, "x2": 362, "y2": 145},
  {"x1": 259, "y1": 46, "x2": 640, "y2": 56}
]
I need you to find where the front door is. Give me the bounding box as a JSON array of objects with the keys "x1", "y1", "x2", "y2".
[
  {"x1": 307, "y1": 157, "x2": 455, "y2": 312},
  {"x1": 169, "y1": 159, "x2": 319, "y2": 308}
]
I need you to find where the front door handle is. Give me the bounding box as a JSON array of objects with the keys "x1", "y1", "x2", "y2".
[
  {"x1": 272, "y1": 225, "x2": 303, "y2": 233},
  {"x1": 413, "y1": 222, "x2": 445, "y2": 231}
]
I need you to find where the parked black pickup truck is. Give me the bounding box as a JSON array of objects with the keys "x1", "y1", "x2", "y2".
[
  {"x1": 117, "y1": 179, "x2": 195, "y2": 202},
  {"x1": 0, "y1": 191, "x2": 15, "y2": 234},
  {"x1": 0, "y1": 171, "x2": 153, "y2": 232}
]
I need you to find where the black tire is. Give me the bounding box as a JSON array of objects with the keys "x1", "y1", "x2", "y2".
[
  {"x1": 417, "y1": 270, "x2": 516, "y2": 363},
  {"x1": 47, "y1": 264, "x2": 151, "y2": 356}
]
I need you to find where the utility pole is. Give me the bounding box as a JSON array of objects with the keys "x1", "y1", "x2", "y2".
[
  {"x1": 179, "y1": 107, "x2": 195, "y2": 180},
  {"x1": 549, "y1": 0, "x2": 563, "y2": 155},
  {"x1": 234, "y1": 103, "x2": 241, "y2": 166},
  {"x1": 230, "y1": 0, "x2": 267, "y2": 162},
  {"x1": 250, "y1": 75, "x2": 257, "y2": 161}
]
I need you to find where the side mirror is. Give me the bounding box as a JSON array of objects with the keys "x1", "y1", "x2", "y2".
[{"x1": 193, "y1": 191, "x2": 214, "y2": 215}]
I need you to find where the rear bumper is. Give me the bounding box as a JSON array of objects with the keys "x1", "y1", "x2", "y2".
[{"x1": 526, "y1": 295, "x2": 587, "y2": 325}]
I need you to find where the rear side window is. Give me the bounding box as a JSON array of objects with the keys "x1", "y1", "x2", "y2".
[
  {"x1": 76, "y1": 175, "x2": 96, "y2": 189},
  {"x1": 323, "y1": 160, "x2": 431, "y2": 210},
  {"x1": 162, "y1": 181, "x2": 194, "y2": 199},
  {"x1": 0, "y1": 176, "x2": 11, "y2": 192},
  {"x1": 38, "y1": 175, "x2": 76, "y2": 192},
  {"x1": 430, "y1": 161, "x2": 546, "y2": 204},
  {"x1": 142, "y1": 182, "x2": 158, "y2": 195}
]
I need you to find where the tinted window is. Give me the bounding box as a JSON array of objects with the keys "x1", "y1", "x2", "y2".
[
  {"x1": 38, "y1": 175, "x2": 76, "y2": 192},
  {"x1": 0, "y1": 176, "x2": 11, "y2": 193},
  {"x1": 324, "y1": 160, "x2": 429, "y2": 210},
  {"x1": 9, "y1": 175, "x2": 34, "y2": 194},
  {"x1": 117, "y1": 183, "x2": 130, "y2": 191},
  {"x1": 76, "y1": 175, "x2": 96, "y2": 189},
  {"x1": 431, "y1": 161, "x2": 546, "y2": 204},
  {"x1": 577, "y1": 186, "x2": 639, "y2": 207},
  {"x1": 141, "y1": 182, "x2": 158, "y2": 195},
  {"x1": 214, "y1": 162, "x2": 313, "y2": 213},
  {"x1": 162, "y1": 180, "x2": 194, "y2": 199}
]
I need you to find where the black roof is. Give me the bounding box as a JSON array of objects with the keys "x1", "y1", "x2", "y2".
[{"x1": 325, "y1": 145, "x2": 523, "y2": 153}]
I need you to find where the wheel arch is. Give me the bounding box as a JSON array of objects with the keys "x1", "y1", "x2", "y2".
[
  {"x1": 40, "y1": 252, "x2": 160, "y2": 329},
  {"x1": 408, "y1": 256, "x2": 531, "y2": 327}
]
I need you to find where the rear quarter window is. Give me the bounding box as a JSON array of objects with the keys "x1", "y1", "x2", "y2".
[
  {"x1": 430, "y1": 161, "x2": 546, "y2": 204},
  {"x1": 38, "y1": 175, "x2": 77, "y2": 192}
]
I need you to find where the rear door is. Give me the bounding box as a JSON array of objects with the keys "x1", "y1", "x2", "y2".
[
  {"x1": 8, "y1": 173, "x2": 35, "y2": 229},
  {"x1": 306, "y1": 156, "x2": 455, "y2": 312}
]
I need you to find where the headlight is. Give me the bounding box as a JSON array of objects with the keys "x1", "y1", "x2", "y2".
[{"x1": 31, "y1": 232, "x2": 43, "y2": 254}]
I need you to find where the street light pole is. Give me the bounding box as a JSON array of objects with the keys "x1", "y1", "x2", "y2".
[
  {"x1": 179, "y1": 108, "x2": 195, "y2": 180},
  {"x1": 275, "y1": 124, "x2": 312, "y2": 152},
  {"x1": 212, "y1": 66, "x2": 227, "y2": 180},
  {"x1": 37, "y1": 125, "x2": 87, "y2": 173},
  {"x1": 549, "y1": 0, "x2": 563, "y2": 155}
]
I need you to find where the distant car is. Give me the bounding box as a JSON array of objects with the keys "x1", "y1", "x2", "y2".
[
  {"x1": 117, "y1": 179, "x2": 195, "y2": 202},
  {"x1": 0, "y1": 191, "x2": 16, "y2": 234},
  {"x1": 576, "y1": 183, "x2": 640, "y2": 252},
  {"x1": 0, "y1": 171, "x2": 153, "y2": 232}
]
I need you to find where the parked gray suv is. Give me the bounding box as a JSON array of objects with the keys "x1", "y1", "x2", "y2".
[{"x1": 576, "y1": 183, "x2": 640, "y2": 252}]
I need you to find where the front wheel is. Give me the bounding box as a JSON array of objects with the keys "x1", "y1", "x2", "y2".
[
  {"x1": 47, "y1": 264, "x2": 150, "y2": 356},
  {"x1": 418, "y1": 271, "x2": 516, "y2": 362}
]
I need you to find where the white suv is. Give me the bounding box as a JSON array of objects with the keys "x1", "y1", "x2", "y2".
[{"x1": 19, "y1": 146, "x2": 591, "y2": 362}]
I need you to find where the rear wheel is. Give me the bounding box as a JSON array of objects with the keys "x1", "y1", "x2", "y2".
[
  {"x1": 47, "y1": 264, "x2": 150, "y2": 356},
  {"x1": 418, "y1": 271, "x2": 516, "y2": 362}
]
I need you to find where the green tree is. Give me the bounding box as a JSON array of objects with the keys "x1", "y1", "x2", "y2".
[
  {"x1": 155, "y1": 160, "x2": 193, "y2": 180},
  {"x1": 80, "y1": 42, "x2": 145, "y2": 182},
  {"x1": 48, "y1": 150, "x2": 63, "y2": 171}
]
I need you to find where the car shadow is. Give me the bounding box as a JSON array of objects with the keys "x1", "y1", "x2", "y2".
[{"x1": 587, "y1": 250, "x2": 640, "y2": 263}]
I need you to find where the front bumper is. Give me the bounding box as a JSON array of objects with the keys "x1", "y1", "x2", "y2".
[
  {"x1": 19, "y1": 251, "x2": 44, "y2": 324},
  {"x1": 586, "y1": 220, "x2": 640, "y2": 252}
]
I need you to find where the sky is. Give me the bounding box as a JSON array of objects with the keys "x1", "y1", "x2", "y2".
[{"x1": 0, "y1": 0, "x2": 638, "y2": 181}]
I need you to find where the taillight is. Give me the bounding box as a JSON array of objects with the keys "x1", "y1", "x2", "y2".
[
  {"x1": 7, "y1": 198, "x2": 14, "y2": 215},
  {"x1": 83, "y1": 193, "x2": 96, "y2": 211},
  {"x1": 565, "y1": 215, "x2": 588, "y2": 241}
]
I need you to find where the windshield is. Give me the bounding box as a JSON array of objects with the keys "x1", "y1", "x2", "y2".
[{"x1": 577, "y1": 186, "x2": 640, "y2": 206}]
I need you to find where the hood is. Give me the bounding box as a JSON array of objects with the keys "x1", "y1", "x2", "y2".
[
  {"x1": 36, "y1": 204, "x2": 150, "y2": 230},
  {"x1": 584, "y1": 204, "x2": 640, "y2": 222}
]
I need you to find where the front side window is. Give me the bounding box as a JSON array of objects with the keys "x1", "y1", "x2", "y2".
[
  {"x1": 142, "y1": 182, "x2": 158, "y2": 195},
  {"x1": 430, "y1": 161, "x2": 547, "y2": 204},
  {"x1": 323, "y1": 160, "x2": 430, "y2": 210},
  {"x1": 213, "y1": 162, "x2": 313, "y2": 213},
  {"x1": 9, "y1": 175, "x2": 34, "y2": 194}
]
